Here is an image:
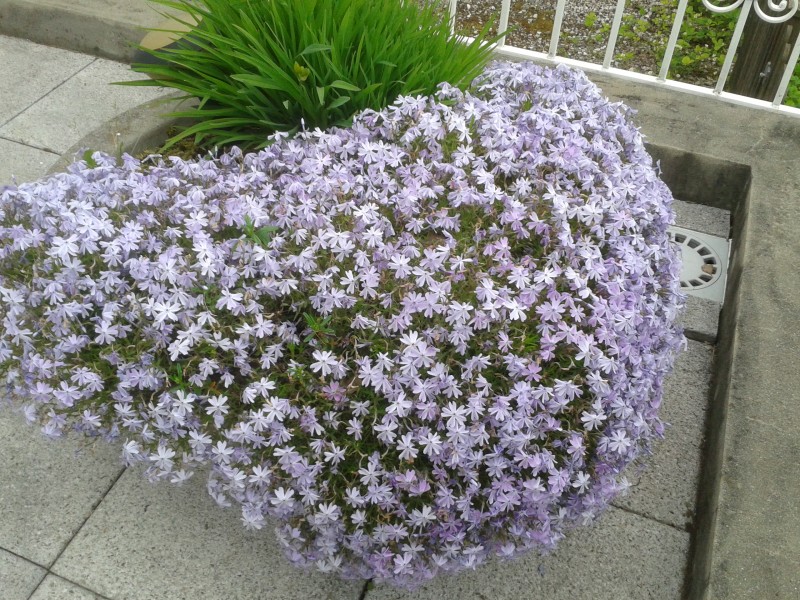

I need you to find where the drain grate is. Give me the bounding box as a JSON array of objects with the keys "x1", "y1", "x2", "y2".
[{"x1": 668, "y1": 226, "x2": 730, "y2": 304}]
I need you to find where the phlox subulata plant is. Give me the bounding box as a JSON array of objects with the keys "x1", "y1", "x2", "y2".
[{"x1": 0, "y1": 62, "x2": 684, "y2": 587}]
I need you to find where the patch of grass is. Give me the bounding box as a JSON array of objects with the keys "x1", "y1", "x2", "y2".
[
  {"x1": 581, "y1": 0, "x2": 800, "y2": 102},
  {"x1": 785, "y1": 72, "x2": 800, "y2": 107}
]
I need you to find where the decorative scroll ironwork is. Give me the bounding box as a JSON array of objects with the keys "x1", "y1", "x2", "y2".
[{"x1": 702, "y1": 0, "x2": 799, "y2": 23}]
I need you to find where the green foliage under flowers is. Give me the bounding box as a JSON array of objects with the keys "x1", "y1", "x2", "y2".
[{"x1": 124, "y1": 0, "x2": 506, "y2": 150}]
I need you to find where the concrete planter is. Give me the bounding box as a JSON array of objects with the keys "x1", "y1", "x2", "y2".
[{"x1": 49, "y1": 92, "x2": 192, "y2": 174}]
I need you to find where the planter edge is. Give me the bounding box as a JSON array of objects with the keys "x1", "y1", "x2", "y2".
[{"x1": 49, "y1": 92, "x2": 193, "y2": 175}]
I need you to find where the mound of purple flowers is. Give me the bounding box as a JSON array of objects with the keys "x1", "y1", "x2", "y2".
[{"x1": 0, "y1": 61, "x2": 684, "y2": 585}]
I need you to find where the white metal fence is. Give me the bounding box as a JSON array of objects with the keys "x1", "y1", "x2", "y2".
[{"x1": 447, "y1": 0, "x2": 800, "y2": 116}]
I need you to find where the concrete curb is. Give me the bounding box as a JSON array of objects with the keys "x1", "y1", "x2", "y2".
[
  {"x1": 48, "y1": 92, "x2": 190, "y2": 173},
  {"x1": 0, "y1": 0, "x2": 165, "y2": 63}
]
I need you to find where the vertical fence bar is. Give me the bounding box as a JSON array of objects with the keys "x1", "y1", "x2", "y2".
[
  {"x1": 773, "y1": 31, "x2": 800, "y2": 106},
  {"x1": 448, "y1": 0, "x2": 459, "y2": 36},
  {"x1": 497, "y1": 0, "x2": 512, "y2": 48},
  {"x1": 548, "y1": 0, "x2": 569, "y2": 58},
  {"x1": 658, "y1": 0, "x2": 690, "y2": 80},
  {"x1": 715, "y1": 0, "x2": 753, "y2": 94},
  {"x1": 603, "y1": 0, "x2": 630, "y2": 69}
]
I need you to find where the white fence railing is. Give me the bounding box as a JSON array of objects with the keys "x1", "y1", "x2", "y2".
[{"x1": 447, "y1": 0, "x2": 800, "y2": 117}]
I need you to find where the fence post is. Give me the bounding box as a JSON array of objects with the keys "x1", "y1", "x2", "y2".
[{"x1": 727, "y1": 6, "x2": 800, "y2": 100}]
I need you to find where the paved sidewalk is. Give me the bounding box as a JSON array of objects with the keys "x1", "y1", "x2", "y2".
[
  {"x1": 0, "y1": 34, "x2": 168, "y2": 184},
  {"x1": 1, "y1": 2, "x2": 799, "y2": 599}
]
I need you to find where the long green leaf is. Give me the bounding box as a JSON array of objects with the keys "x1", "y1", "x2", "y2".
[
  {"x1": 327, "y1": 95, "x2": 350, "y2": 110},
  {"x1": 300, "y1": 43, "x2": 332, "y2": 56},
  {"x1": 231, "y1": 73, "x2": 287, "y2": 91},
  {"x1": 329, "y1": 80, "x2": 360, "y2": 92}
]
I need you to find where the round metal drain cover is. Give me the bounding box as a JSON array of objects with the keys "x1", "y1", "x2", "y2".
[{"x1": 669, "y1": 230, "x2": 722, "y2": 290}]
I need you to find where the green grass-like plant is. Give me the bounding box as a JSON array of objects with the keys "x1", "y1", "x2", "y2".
[{"x1": 125, "y1": 0, "x2": 507, "y2": 150}]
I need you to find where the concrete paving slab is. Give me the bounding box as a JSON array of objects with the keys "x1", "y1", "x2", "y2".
[
  {"x1": 613, "y1": 340, "x2": 712, "y2": 530},
  {"x1": 673, "y1": 198, "x2": 731, "y2": 238},
  {"x1": 680, "y1": 295, "x2": 721, "y2": 343},
  {"x1": 0, "y1": 137, "x2": 59, "y2": 187},
  {"x1": 28, "y1": 574, "x2": 103, "y2": 600},
  {"x1": 0, "y1": 58, "x2": 170, "y2": 154},
  {"x1": 658, "y1": 341, "x2": 714, "y2": 438},
  {"x1": 616, "y1": 439, "x2": 699, "y2": 530},
  {"x1": 51, "y1": 467, "x2": 364, "y2": 600},
  {"x1": 0, "y1": 412, "x2": 124, "y2": 567},
  {"x1": 0, "y1": 548, "x2": 46, "y2": 600},
  {"x1": 0, "y1": 35, "x2": 93, "y2": 126},
  {"x1": 365, "y1": 506, "x2": 689, "y2": 600}
]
